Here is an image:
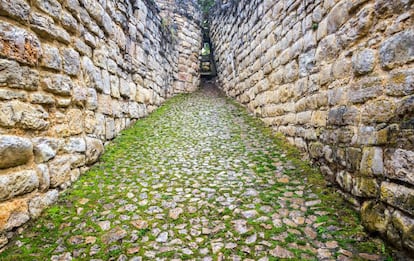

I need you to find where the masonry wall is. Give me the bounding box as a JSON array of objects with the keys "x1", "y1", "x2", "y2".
[
  {"x1": 0, "y1": 0, "x2": 201, "y2": 247},
  {"x1": 210, "y1": 0, "x2": 414, "y2": 253}
]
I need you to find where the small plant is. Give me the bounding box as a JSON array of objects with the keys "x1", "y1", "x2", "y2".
[{"x1": 312, "y1": 23, "x2": 318, "y2": 31}]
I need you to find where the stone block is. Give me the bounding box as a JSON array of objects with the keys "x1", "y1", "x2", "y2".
[
  {"x1": 308, "y1": 142, "x2": 324, "y2": 159},
  {"x1": 315, "y1": 34, "x2": 339, "y2": 62},
  {"x1": 349, "y1": 77, "x2": 383, "y2": 104},
  {"x1": 0, "y1": 0, "x2": 30, "y2": 22},
  {"x1": 29, "y1": 93, "x2": 55, "y2": 105},
  {"x1": 0, "y1": 89, "x2": 27, "y2": 101},
  {"x1": 360, "y1": 147, "x2": 384, "y2": 176},
  {"x1": 86, "y1": 88, "x2": 98, "y2": 111},
  {"x1": 0, "y1": 59, "x2": 39, "y2": 91},
  {"x1": 33, "y1": 0, "x2": 61, "y2": 20},
  {"x1": 379, "y1": 29, "x2": 414, "y2": 70},
  {"x1": 82, "y1": 56, "x2": 103, "y2": 92},
  {"x1": 0, "y1": 135, "x2": 32, "y2": 169},
  {"x1": 62, "y1": 48, "x2": 80, "y2": 76},
  {"x1": 0, "y1": 198, "x2": 29, "y2": 231},
  {"x1": 32, "y1": 137, "x2": 60, "y2": 163},
  {"x1": 0, "y1": 170, "x2": 39, "y2": 201},
  {"x1": 61, "y1": 11, "x2": 78, "y2": 33},
  {"x1": 105, "y1": 117, "x2": 116, "y2": 140},
  {"x1": 67, "y1": 109, "x2": 84, "y2": 135},
  {"x1": 381, "y1": 182, "x2": 414, "y2": 216},
  {"x1": 335, "y1": 170, "x2": 353, "y2": 192},
  {"x1": 64, "y1": 137, "x2": 86, "y2": 153},
  {"x1": 326, "y1": 0, "x2": 350, "y2": 34},
  {"x1": 351, "y1": 177, "x2": 379, "y2": 198},
  {"x1": 0, "y1": 21, "x2": 42, "y2": 66},
  {"x1": 28, "y1": 190, "x2": 58, "y2": 218},
  {"x1": 346, "y1": 147, "x2": 362, "y2": 172},
  {"x1": 352, "y1": 48, "x2": 376, "y2": 75},
  {"x1": 385, "y1": 68, "x2": 414, "y2": 97},
  {"x1": 385, "y1": 149, "x2": 414, "y2": 185},
  {"x1": 361, "y1": 201, "x2": 390, "y2": 234},
  {"x1": 298, "y1": 49, "x2": 316, "y2": 77},
  {"x1": 48, "y1": 155, "x2": 72, "y2": 188},
  {"x1": 41, "y1": 73, "x2": 73, "y2": 96},
  {"x1": 97, "y1": 94, "x2": 113, "y2": 116},
  {"x1": 0, "y1": 100, "x2": 49, "y2": 130},
  {"x1": 85, "y1": 137, "x2": 104, "y2": 165},
  {"x1": 36, "y1": 164, "x2": 50, "y2": 191},
  {"x1": 361, "y1": 99, "x2": 395, "y2": 124},
  {"x1": 389, "y1": 210, "x2": 414, "y2": 252},
  {"x1": 327, "y1": 106, "x2": 359, "y2": 126}
]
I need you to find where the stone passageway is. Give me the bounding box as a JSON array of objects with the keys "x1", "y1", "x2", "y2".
[{"x1": 1, "y1": 83, "x2": 395, "y2": 260}]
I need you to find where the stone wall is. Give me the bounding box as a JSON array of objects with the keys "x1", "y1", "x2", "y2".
[
  {"x1": 210, "y1": 0, "x2": 414, "y2": 253},
  {"x1": 0, "y1": 0, "x2": 201, "y2": 247}
]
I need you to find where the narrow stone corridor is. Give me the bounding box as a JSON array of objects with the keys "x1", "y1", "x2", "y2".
[{"x1": 0, "y1": 83, "x2": 396, "y2": 260}]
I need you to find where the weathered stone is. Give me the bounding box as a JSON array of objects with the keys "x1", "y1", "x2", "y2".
[
  {"x1": 29, "y1": 93, "x2": 55, "y2": 105},
  {"x1": 0, "y1": 21, "x2": 42, "y2": 65},
  {"x1": 85, "y1": 137, "x2": 104, "y2": 165},
  {"x1": 82, "y1": 56, "x2": 103, "y2": 92},
  {"x1": 315, "y1": 34, "x2": 339, "y2": 62},
  {"x1": 269, "y1": 245, "x2": 294, "y2": 258},
  {"x1": 105, "y1": 117, "x2": 116, "y2": 140},
  {"x1": 381, "y1": 182, "x2": 414, "y2": 216},
  {"x1": 41, "y1": 74, "x2": 73, "y2": 96},
  {"x1": 361, "y1": 201, "x2": 390, "y2": 234},
  {"x1": 62, "y1": 48, "x2": 80, "y2": 76},
  {"x1": 351, "y1": 177, "x2": 379, "y2": 198},
  {"x1": 32, "y1": 137, "x2": 60, "y2": 163},
  {"x1": 379, "y1": 29, "x2": 414, "y2": 70},
  {"x1": 352, "y1": 48, "x2": 375, "y2": 75},
  {"x1": 64, "y1": 137, "x2": 86, "y2": 153},
  {"x1": 327, "y1": 106, "x2": 359, "y2": 126},
  {"x1": 346, "y1": 147, "x2": 362, "y2": 172},
  {"x1": 385, "y1": 149, "x2": 414, "y2": 185},
  {"x1": 48, "y1": 155, "x2": 72, "y2": 188},
  {"x1": 389, "y1": 210, "x2": 414, "y2": 252},
  {"x1": 86, "y1": 88, "x2": 98, "y2": 110},
  {"x1": 0, "y1": 0, "x2": 30, "y2": 22},
  {"x1": 36, "y1": 164, "x2": 50, "y2": 191},
  {"x1": 336, "y1": 170, "x2": 353, "y2": 192},
  {"x1": 360, "y1": 147, "x2": 384, "y2": 176},
  {"x1": 0, "y1": 135, "x2": 32, "y2": 169},
  {"x1": 33, "y1": 0, "x2": 61, "y2": 20},
  {"x1": 61, "y1": 11, "x2": 78, "y2": 33},
  {"x1": 0, "y1": 170, "x2": 39, "y2": 201},
  {"x1": 102, "y1": 227, "x2": 127, "y2": 245},
  {"x1": 361, "y1": 99, "x2": 395, "y2": 124},
  {"x1": 326, "y1": 0, "x2": 350, "y2": 34},
  {"x1": 0, "y1": 59, "x2": 39, "y2": 90},
  {"x1": 385, "y1": 69, "x2": 414, "y2": 97},
  {"x1": 0, "y1": 89, "x2": 27, "y2": 101},
  {"x1": 67, "y1": 109, "x2": 84, "y2": 135},
  {"x1": 28, "y1": 190, "x2": 58, "y2": 218}
]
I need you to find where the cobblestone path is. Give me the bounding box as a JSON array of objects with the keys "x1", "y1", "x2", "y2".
[{"x1": 1, "y1": 84, "x2": 395, "y2": 260}]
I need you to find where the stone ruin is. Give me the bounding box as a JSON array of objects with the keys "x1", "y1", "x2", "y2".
[{"x1": 0, "y1": 0, "x2": 413, "y2": 254}]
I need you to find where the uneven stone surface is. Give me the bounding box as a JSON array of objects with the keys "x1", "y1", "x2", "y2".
[
  {"x1": 210, "y1": 0, "x2": 414, "y2": 252},
  {"x1": 0, "y1": 86, "x2": 399, "y2": 259}
]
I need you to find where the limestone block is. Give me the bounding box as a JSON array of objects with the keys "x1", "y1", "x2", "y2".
[
  {"x1": 311, "y1": 111, "x2": 327, "y2": 127},
  {"x1": 0, "y1": 135, "x2": 32, "y2": 169},
  {"x1": 361, "y1": 99, "x2": 395, "y2": 124},
  {"x1": 62, "y1": 48, "x2": 80, "y2": 76},
  {"x1": 0, "y1": 100, "x2": 49, "y2": 130},
  {"x1": 28, "y1": 190, "x2": 58, "y2": 218},
  {"x1": 48, "y1": 155, "x2": 72, "y2": 188},
  {"x1": 375, "y1": 0, "x2": 412, "y2": 17},
  {"x1": 0, "y1": 198, "x2": 29, "y2": 231},
  {"x1": 0, "y1": 21, "x2": 42, "y2": 66},
  {"x1": 64, "y1": 137, "x2": 86, "y2": 153},
  {"x1": 33, "y1": 0, "x2": 61, "y2": 20},
  {"x1": 85, "y1": 137, "x2": 104, "y2": 165},
  {"x1": 352, "y1": 48, "x2": 376, "y2": 75},
  {"x1": 315, "y1": 34, "x2": 339, "y2": 62},
  {"x1": 0, "y1": 170, "x2": 39, "y2": 201},
  {"x1": 32, "y1": 137, "x2": 60, "y2": 163},
  {"x1": 36, "y1": 164, "x2": 50, "y2": 191},
  {"x1": 0, "y1": 0, "x2": 30, "y2": 22},
  {"x1": 335, "y1": 170, "x2": 353, "y2": 192},
  {"x1": 72, "y1": 86, "x2": 87, "y2": 107},
  {"x1": 389, "y1": 210, "x2": 414, "y2": 252},
  {"x1": 299, "y1": 49, "x2": 316, "y2": 77},
  {"x1": 332, "y1": 58, "x2": 352, "y2": 79},
  {"x1": 110, "y1": 75, "x2": 120, "y2": 98},
  {"x1": 327, "y1": 105, "x2": 359, "y2": 126},
  {"x1": 105, "y1": 117, "x2": 116, "y2": 140},
  {"x1": 346, "y1": 147, "x2": 362, "y2": 172},
  {"x1": 381, "y1": 182, "x2": 414, "y2": 216},
  {"x1": 360, "y1": 147, "x2": 384, "y2": 176},
  {"x1": 0, "y1": 89, "x2": 27, "y2": 101},
  {"x1": 351, "y1": 177, "x2": 379, "y2": 198},
  {"x1": 380, "y1": 29, "x2": 414, "y2": 70},
  {"x1": 41, "y1": 73, "x2": 73, "y2": 96},
  {"x1": 308, "y1": 142, "x2": 324, "y2": 159},
  {"x1": 349, "y1": 77, "x2": 383, "y2": 104},
  {"x1": 79, "y1": 0, "x2": 105, "y2": 26},
  {"x1": 296, "y1": 111, "x2": 312, "y2": 125},
  {"x1": 40, "y1": 44, "x2": 61, "y2": 71},
  {"x1": 361, "y1": 201, "x2": 390, "y2": 234},
  {"x1": 385, "y1": 68, "x2": 414, "y2": 97},
  {"x1": 0, "y1": 59, "x2": 39, "y2": 91},
  {"x1": 385, "y1": 149, "x2": 414, "y2": 185},
  {"x1": 97, "y1": 94, "x2": 113, "y2": 116},
  {"x1": 84, "y1": 111, "x2": 96, "y2": 134},
  {"x1": 61, "y1": 11, "x2": 78, "y2": 33},
  {"x1": 29, "y1": 93, "x2": 55, "y2": 105},
  {"x1": 82, "y1": 56, "x2": 103, "y2": 93},
  {"x1": 326, "y1": 0, "x2": 350, "y2": 34},
  {"x1": 67, "y1": 109, "x2": 84, "y2": 135},
  {"x1": 86, "y1": 88, "x2": 98, "y2": 110}
]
